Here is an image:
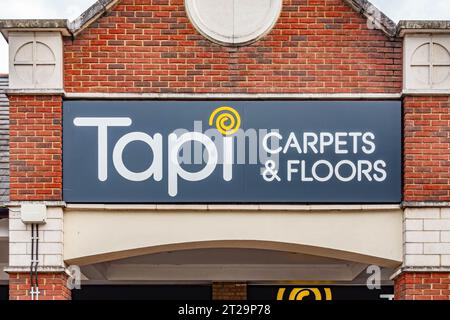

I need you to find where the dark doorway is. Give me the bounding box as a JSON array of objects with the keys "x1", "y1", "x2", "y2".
[
  {"x1": 72, "y1": 285, "x2": 212, "y2": 300},
  {"x1": 0, "y1": 285, "x2": 8, "y2": 300}
]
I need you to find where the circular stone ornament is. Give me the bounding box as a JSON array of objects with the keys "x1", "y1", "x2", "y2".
[{"x1": 185, "y1": 0, "x2": 283, "y2": 46}]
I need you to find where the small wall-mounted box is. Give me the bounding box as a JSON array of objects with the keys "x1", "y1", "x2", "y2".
[{"x1": 21, "y1": 204, "x2": 47, "y2": 224}]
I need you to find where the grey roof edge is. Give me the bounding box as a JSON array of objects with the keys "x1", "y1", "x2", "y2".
[
  {"x1": 68, "y1": 0, "x2": 120, "y2": 36},
  {"x1": 0, "y1": 74, "x2": 9, "y2": 206},
  {"x1": 0, "y1": 19, "x2": 71, "y2": 39},
  {"x1": 344, "y1": 0, "x2": 397, "y2": 37},
  {"x1": 0, "y1": 74, "x2": 8, "y2": 91},
  {"x1": 0, "y1": 0, "x2": 450, "y2": 40},
  {"x1": 0, "y1": 0, "x2": 119, "y2": 39},
  {"x1": 398, "y1": 20, "x2": 450, "y2": 29},
  {"x1": 397, "y1": 20, "x2": 450, "y2": 35},
  {"x1": 0, "y1": 19, "x2": 68, "y2": 29}
]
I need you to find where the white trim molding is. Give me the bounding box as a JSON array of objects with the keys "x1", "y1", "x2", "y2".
[
  {"x1": 7, "y1": 201, "x2": 66, "y2": 208},
  {"x1": 63, "y1": 92, "x2": 403, "y2": 100},
  {"x1": 8, "y1": 90, "x2": 450, "y2": 98},
  {"x1": 65, "y1": 204, "x2": 401, "y2": 212},
  {"x1": 6, "y1": 89, "x2": 64, "y2": 95},
  {"x1": 403, "y1": 89, "x2": 450, "y2": 96},
  {"x1": 403, "y1": 202, "x2": 450, "y2": 208},
  {"x1": 4, "y1": 266, "x2": 67, "y2": 274}
]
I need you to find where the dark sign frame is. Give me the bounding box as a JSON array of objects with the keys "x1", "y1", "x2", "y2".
[{"x1": 63, "y1": 100, "x2": 402, "y2": 204}]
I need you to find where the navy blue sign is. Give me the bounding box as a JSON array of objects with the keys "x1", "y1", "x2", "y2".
[{"x1": 63, "y1": 101, "x2": 401, "y2": 203}]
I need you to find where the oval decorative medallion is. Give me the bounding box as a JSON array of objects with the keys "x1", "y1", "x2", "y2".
[{"x1": 185, "y1": 0, "x2": 283, "y2": 46}]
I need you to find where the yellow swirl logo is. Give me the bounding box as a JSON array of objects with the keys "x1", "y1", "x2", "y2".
[
  {"x1": 277, "y1": 288, "x2": 332, "y2": 301},
  {"x1": 209, "y1": 106, "x2": 241, "y2": 136}
]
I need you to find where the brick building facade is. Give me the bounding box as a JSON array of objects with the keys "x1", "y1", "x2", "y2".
[{"x1": 0, "y1": 0, "x2": 449, "y2": 300}]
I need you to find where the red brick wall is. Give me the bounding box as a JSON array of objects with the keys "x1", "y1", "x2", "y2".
[
  {"x1": 63, "y1": 0, "x2": 402, "y2": 94},
  {"x1": 212, "y1": 282, "x2": 247, "y2": 300},
  {"x1": 8, "y1": 95, "x2": 62, "y2": 201},
  {"x1": 404, "y1": 96, "x2": 450, "y2": 202},
  {"x1": 9, "y1": 273, "x2": 71, "y2": 300},
  {"x1": 395, "y1": 272, "x2": 450, "y2": 300}
]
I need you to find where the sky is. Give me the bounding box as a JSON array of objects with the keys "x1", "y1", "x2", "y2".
[{"x1": 0, "y1": 0, "x2": 450, "y2": 74}]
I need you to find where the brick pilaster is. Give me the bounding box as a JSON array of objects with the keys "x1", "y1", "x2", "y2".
[
  {"x1": 7, "y1": 94, "x2": 65, "y2": 300},
  {"x1": 9, "y1": 272, "x2": 71, "y2": 300},
  {"x1": 394, "y1": 272, "x2": 450, "y2": 300},
  {"x1": 8, "y1": 95, "x2": 62, "y2": 201},
  {"x1": 403, "y1": 96, "x2": 450, "y2": 202},
  {"x1": 401, "y1": 95, "x2": 450, "y2": 300}
]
